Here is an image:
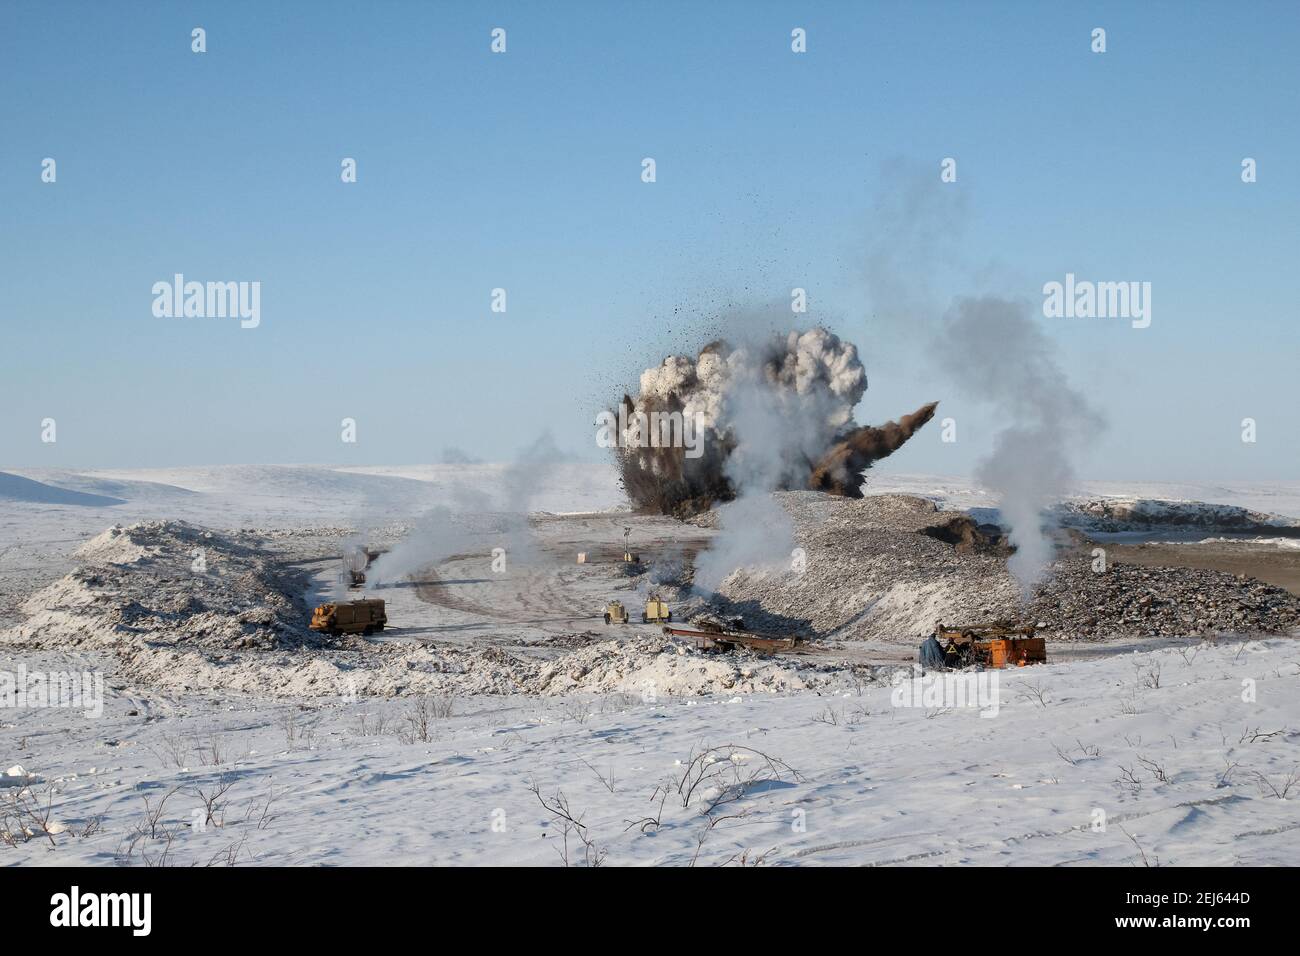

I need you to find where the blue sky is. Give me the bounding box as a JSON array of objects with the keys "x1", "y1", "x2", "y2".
[{"x1": 2, "y1": 0, "x2": 1297, "y2": 481}]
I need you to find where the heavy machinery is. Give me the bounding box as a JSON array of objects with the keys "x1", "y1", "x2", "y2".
[
  {"x1": 663, "y1": 619, "x2": 803, "y2": 655},
  {"x1": 928, "y1": 621, "x2": 1046, "y2": 669},
  {"x1": 642, "y1": 595, "x2": 672, "y2": 623},
  {"x1": 343, "y1": 545, "x2": 375, "y2": 589},
  {"x1": 310, "y1": 599, "x2": 387, "y2": 636},
  {"x1": 603, "y1": 600, "x2": 629, "y2": 624},
  {"x1": 622, "y1": 526, "x2": 640, "y2": 565}
]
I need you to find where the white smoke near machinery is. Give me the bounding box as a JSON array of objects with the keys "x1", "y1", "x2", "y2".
[
  {"x1": 690, "y1": 376, "x2": 801, "y2": 594},
  {"x1": 364, "y1": 433, "x2": 564, "y2": 589},
  {"x1": 934, "y1": 295, "x2": 1104, "y2": 597},
  {"x1": 861, "y1": 166, "x2": 1106, "y2": 598},
  {"x1": 364, "y1": 506, "x2": 476, "y2": 589}
]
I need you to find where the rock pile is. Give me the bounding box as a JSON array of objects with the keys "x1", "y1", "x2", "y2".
[
  {"x1": 6, "y1": 521, "x2": 319, "y2": 654},
  {"x1": 702, "y1": 492, "x2": 1300, "y2": 644},
  {"x1": 1026, "y1": 561, "x2": 1300, "y2": 638}
]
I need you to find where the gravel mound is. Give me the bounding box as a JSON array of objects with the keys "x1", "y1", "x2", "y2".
[
  {"x1": 706, "y1": 492, "x2": 1300, "y2": 643},
  {"x1": 1027, "y1": 561, "x2": 1300, "y2": 638},
  {"x1": 9, "y1": 521, "x2": 316, "y2": 654}
]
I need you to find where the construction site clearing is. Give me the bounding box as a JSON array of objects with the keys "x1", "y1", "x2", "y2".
[{"x1": 3, "y1": 488, "x2": 1298, "y2": 701}]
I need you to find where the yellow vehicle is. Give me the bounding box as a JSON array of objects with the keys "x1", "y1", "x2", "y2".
[
  {"x1": 310, "y1": 599, "x2": 387, "y2": 636},
  {"x1": 603, "y1": 601, "x2": 629, "y2": 625},
  {"x1": 642, "y1": 595, "x2": 671, "y2": 624}
]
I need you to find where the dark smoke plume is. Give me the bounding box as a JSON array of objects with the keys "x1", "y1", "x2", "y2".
[{"x1": 807, "y1": 401, "x2": 939, "y2": 495}]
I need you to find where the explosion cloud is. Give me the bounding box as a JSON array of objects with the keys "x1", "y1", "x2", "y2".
[{"x1": 610, "y1": 327, "x2": 937, "y2": 516}]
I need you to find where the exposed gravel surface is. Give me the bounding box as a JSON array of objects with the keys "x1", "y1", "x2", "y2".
[{"x1": 704, "y1": 493, "x2": 1300, "y2": 643}]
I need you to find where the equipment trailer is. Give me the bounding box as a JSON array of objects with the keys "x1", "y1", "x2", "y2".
[{"x1": 662, "y1": 623, "x2": 803, "y2": 655}]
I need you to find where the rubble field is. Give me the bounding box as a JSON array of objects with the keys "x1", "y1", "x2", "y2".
[
  {"x1": 695, "y1": 493, "x2": 1300, "y2": 643},
  {"x1": 0, "y1": 521, "x2": 874, "y2": 699},
  {"x1": 4, "y1": 490, "x2": 1299, "y2": 701}
]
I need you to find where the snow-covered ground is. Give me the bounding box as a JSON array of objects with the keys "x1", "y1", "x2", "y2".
[
  {"x1": 0, "y1": 462, "x2": 628, "y2": 529},
  {"x1": 3, "y1": 638, "x2": 1298, "y2": 866},
  {"x1": 3, "y1": 464, "x2": 1299, "y2": 866}
]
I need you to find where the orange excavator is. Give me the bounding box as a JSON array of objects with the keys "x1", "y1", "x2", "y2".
[{"x1": 927, "y1": 622, "x2": 1046, "y2": 669}]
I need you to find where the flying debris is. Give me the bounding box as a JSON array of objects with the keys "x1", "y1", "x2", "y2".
[{"x1": 610, "y1": 327, "x2": 938, "y2": 515}]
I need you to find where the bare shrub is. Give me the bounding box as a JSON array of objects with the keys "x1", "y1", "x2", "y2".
[
  {"x1": 580, "y1": 759, "x2": 616, "y2": 794},
  {"x1": 1019, "y1": 682, "x2": 1049, "y2": 708},
  {"x1": 116, "y1": 786, "x2": 181, "y2": 863},
  {"x1": 1116, "y1": 765, "x2": 1143, "y2": 796},
  {"x1": 1137, "y1": 755, "x2": 1169, "y2": 783},
  {"x1": 404, "y1": 697, "x2": 432, "y2": 744},
  {"x1": 356, "y1": 710, "x2": 389, "y2": 736},
  {"x1": 241, "y1": 782, "x2": 280, "y2": 830},
  {"x1": 0, "y1": 783, "x2": 60, "y2": 848},
  {"x1": 672, "y1": 745, "x2": 803, "y2": 815},
  {"x1": 204, "y1": 832, "x2": 250, "y2": 867},
  {"x1": 1239, "y1": 726, "x2": 1285, "y2": 744},
  {"x1": 720, "y1": 846, "x2": 775, "y2": 866},
  {"x1": 150, "y1": 732, "x2": 191, "y2": 769},
  {"x1": 197, "y1": 732, "x2": 230, "y2": 767},
  {"x1": 812, "y1": 706, "x2": 841, "y2": 726},
  {"x1": 190, "y1": 775, "x2": 237, "y2": 829},
  {"x1": 598, "y1": 692, "x2": 638, "y2": 715},
  {"x1": 624, "y1": 786, "x2": 671, "y2": 834},
  {"x1": 561, "y1": 698, "x2": 592, "y2": 724},
  {"x1": 527, "y1": 781, "x2": 605, "y2": 867},
  {"x1": 1251, "y1": 765, "x2": 1300, "y2": 799},
  {"x1": 136, "y1": 787, "x2": 179, "y2": 840},
  {"x1": 1135, "y1": 657, "x2": 1162, "y2": 690},
  {"x1": 1216, "y1": 757, "x2": 1240, "y2": 789},
  {"x1": 1120, "y1": 826, "x2": 1159, "y2": 867},
  {"x1": 140, "y1": 829, "x2": 175, "y2": 867}
]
